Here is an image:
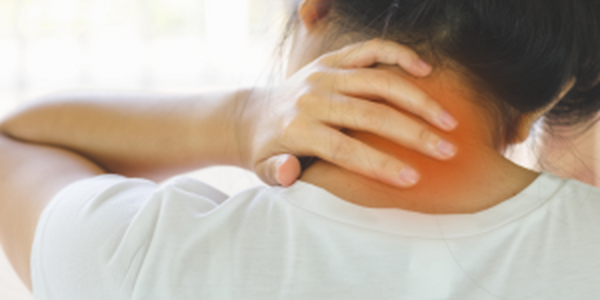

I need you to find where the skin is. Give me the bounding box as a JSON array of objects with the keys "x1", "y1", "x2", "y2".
[
  {"x1": 293, "y1": 0, "x2": 569, "y2": 213},
  {"x1": 0, "y1": 136, "x2": 104, "y2": 290},
  {"x1": 300, "y1": 70, "x2": 539, "y2": 213},
  {"x1": 0, "y1": 0, "x2": 575, "y2": 292},
  {"x1": 0, "y1": 41, "x2": 455, "y2": 290}
]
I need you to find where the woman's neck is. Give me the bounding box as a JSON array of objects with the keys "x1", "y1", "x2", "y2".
[
  {"x1": 299, "y1": 69, "x2": 540, "y2": 214},
  {"x1": 300, "y1": 133, "x2": 538, "y2": 214}
]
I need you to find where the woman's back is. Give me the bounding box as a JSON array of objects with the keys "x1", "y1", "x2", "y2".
[{"x1": 32, "y1": 172, "x2": 600, "y2": 299}]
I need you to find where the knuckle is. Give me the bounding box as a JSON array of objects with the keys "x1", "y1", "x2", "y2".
[
  {"x1": 280, "y1": 119, "x2": 307, "y2": 150},
  {"x1": 369, "y1": 69, "x2": 387, "y2": 82},
  {"x1": 318, "y1": 53, "x2": 334, "y2": 64},
  {"x1": 331, "y1": 135, "x2": 356, "y2": 164},
  {"x1": 417, "y1": 125, "x2": 435, "y2": 145},
  {"x1": 306, "y1": 70, "x2": 330, "y2": 84},
  {"x1": 371, "y1": 70, "x2": 395, "y2": 89},
  {"x1": 359, "y1": 106, "x2": 378, "y2": 124},
  {"x1": 365, "y1": 151, "x2": 395, "y2": 180},
  {"x1": 373, "y1": 153, "x2": 394, "y2": 172},
  {"x1": 395, "y1": 45, "x2": 415, "y2": 58},
  {"x1": 366, "y1": 38, "x2": 383, "y2": 49},
  {"x1": 375, "y1": 157, "x2": 400, "y2": 179},
  {"x1": 422, "y1": 98, "x2": 441, "y2": 116},
  {"x1": 296, "y1": 94, "x2": 315, "y2": 110},
  {"x1": 329, "y1": 70, "x2": 351, "y2": 89},
  {"x1": 283, "y1": 116, "x2": 305, "y2": 136},
  {"x1": 359, "y1": 104, "x2": 388, "y2": 129}
]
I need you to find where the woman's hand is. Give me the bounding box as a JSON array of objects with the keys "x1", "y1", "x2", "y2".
[
  {"x1": 246, "y1": 39, "x2": 458, "y2": 188},
  {"x1": 0, "y1": 39, "x2": 456, "y2": 187}
]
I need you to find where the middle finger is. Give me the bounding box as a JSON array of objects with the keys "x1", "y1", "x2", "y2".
[{"x1": 310, "y1": 95, "x2": 457, "y2": 160}]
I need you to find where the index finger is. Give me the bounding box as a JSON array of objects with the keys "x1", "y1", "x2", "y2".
[{"x1": 321, "y1": 39, "x2": 432, "y2": 77}]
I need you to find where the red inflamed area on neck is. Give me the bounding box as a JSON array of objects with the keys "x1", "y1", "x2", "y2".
[{"x1": 346, "y1": 69, "x2": 500, "y2": 205}]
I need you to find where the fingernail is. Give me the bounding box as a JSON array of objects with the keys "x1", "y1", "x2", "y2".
[
  {"x1": 437, "y1": 140, "x2": 457, "y2": 158},
  {"x1": 439, "y1": 111, "x2": 458, "y2": 130},
  {"x1": 417, "y1": 59, "x2": 432, "y2": 75},
  {"x1": 399, "y1": 168, "x2": 420, "y2": 186},
  {"x1": 276, "y1": 156, "x2": 294, "y2": 186}
]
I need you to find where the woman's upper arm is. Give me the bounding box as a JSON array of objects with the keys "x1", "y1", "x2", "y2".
[
  {"x1": 0, "y1": 134, "x2": 226, "y2": 298},
  {"x1": 0, "y1": 135, "x2": 105, "y2": 290}
]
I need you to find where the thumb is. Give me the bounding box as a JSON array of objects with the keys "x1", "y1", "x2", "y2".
[{"x1": 255, "y1": 154, "x2": 302, "y2": 187}]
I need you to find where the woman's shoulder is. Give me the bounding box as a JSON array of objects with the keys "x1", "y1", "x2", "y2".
[
  {"x1": 540, "y1": 172, "x2": 600, "y2": 223},
  {"x1": 156, "y1": 175, "x2": 285, "y2": 216},
  {"x1": 544, "y1": 171, "x2": 600, "y2": 199}
]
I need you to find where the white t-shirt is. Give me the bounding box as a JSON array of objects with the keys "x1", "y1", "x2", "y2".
[{"x1": 31, "y1": 172, "x2": 600, "y2": 300}]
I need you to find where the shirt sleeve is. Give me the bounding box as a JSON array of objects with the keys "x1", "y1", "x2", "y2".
[{"x1": 30, "y1": 174, "x2": 228, "y2": 300}]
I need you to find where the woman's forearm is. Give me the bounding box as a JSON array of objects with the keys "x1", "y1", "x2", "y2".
[
  {"x1": 0, "y1": 89, "x2": 257, "y2": 181},
  {"x1": 1, "y1": 40, "x2": 454, "y2": 187}
]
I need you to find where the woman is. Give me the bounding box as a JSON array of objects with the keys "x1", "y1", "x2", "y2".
[{"x1": 1, "y1": 0, "x2": 600, "y2": 299}]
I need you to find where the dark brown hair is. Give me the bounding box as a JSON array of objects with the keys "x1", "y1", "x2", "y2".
[{"x1": 287, "y1": 0, "x2": 600, "y2": 144}]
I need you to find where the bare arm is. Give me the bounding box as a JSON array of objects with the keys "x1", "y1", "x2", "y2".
[
  {"x1": 0, "y1": 134, "x2": 104, "y2": 290},
  {"x1": 0, "y1": 40, "x2": 459, "y2": 294},
  {"x1": 2, "y1": 40, "x2": 457, "y2": 188},
  {"x1": 1, "y1": 89, "x2": 254, "y2": 182},
  {"x1": 0, "y1": 89, "x2": 254, "y2": 288}
]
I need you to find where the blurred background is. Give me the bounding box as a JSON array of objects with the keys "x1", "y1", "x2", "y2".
[
  {"x1": 0, "y1": 0, "x2": 286, "y2": 298},
  {"x1": 0, "y1": 0, "x2": 598, "y2": 299},
  {"x1": 0, "y1": 0, "x2": 289, "y2": 108}
]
